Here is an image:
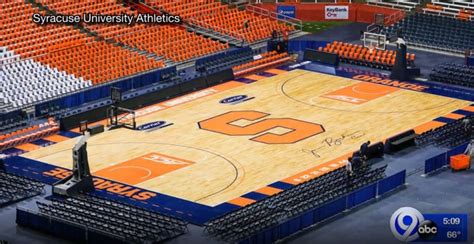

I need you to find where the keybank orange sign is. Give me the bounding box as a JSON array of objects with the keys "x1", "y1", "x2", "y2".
[{"x1": 198, "y1": 111, "x2": 325, "y2": 144}]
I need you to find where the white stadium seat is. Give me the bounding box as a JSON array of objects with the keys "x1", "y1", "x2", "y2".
[{"x1": 0, "y1": 47, "x2": 92, "y2": 109}]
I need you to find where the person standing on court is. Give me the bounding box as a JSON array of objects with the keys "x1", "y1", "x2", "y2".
[
  {"x1": 346, "y1": 158, "x2": 353, "y2": 176},
  {"x1": 464, "y1": 139, "x2": 474, "y2": 168},
  {"x1": 346, "y1": 157, "x2": 354, "y2": 189}
]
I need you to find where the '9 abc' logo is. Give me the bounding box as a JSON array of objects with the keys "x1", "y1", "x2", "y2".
[
  {"x1": 390, "y1": 207, "x2": 438, "y2": 242},
  {"x1": 418, "y1": 220, "x2": 438, "y2": 241}
]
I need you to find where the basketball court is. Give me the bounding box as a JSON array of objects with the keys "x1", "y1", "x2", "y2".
[{"x1": 21, "y1": 69, "x2": 472, "y2": 208}]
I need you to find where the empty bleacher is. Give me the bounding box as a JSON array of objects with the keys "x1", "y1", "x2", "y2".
[
  {"x1": 366, "y1": 0, "x2": 420, "y2": 11},
  {"x1": 382, "y1": 12, "x2": 474, "y2": 54},
  {"x1": 416, "y1": 115, "x2": 473, "y2": 148},
  {"x1": 35, "y1": 41, "x2": 165, "y2": 85},
  {"x1": 196, "y1": 47, "x2": 254, "y2": 74},
  {"x1": 1, "y1": 52, "x2": 92, "y2": 109},
  {"x1": 0, "y1": 1, "x2": 92, "y2": 58},
  {"x1": 0, "y1": 118, "x2": 59, "y2": 151},
  {"x1": 2, "y1": 1, "x2": 166, "y2": 87},
  {"x1": 22, "y1": 194, "x2": 188, "y2": 243},
  {"x1": 117, "y1": 25, "x2": 229, "y2": 63},
  {"x1": 205, "y1": 165, "x2": 386, "y2": 242},
  {"x1": 145, "y1": 0, "x2": 295, "y2": 43},
  {"x1": 38, "y1": 0, "x2": 230, "y2": 64},
  {"x1": 233, "y1": 51, "x2": 291, "y2": 76},
  {"x1": 321, "y1": 41, "x2": 415, "y2": 70},
  {"x1": 424, "y1": 1, "x2": 474, "y2": 21},
  {"x1": 37, "y1": 0, "x2": 142, "y2": 40},
  {"x1": 0, "y1": 46, "x2": 20, "y2": 65},
  {"x1": 430, "y1": 63, "x2": 474, "y2": 88},
  {"x1": 0, "y1": 170, "x2": 44, "y2": 206},
  {"x1": 0, "y1": 112, "x2": 28, "y2": 133}
]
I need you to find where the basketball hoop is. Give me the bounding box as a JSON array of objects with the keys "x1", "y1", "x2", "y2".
[
  {"x1": 363, "y1": 32, "x2": 387, "y2": 51},
  {"x1": 367, "y1": 43, "x2": 376, "y2": 53}
]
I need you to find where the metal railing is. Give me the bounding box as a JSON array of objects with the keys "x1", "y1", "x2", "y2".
[
  {"x1": 253, "y1": 0, "x2": 351, "y2": 3},
  {"x1": 384, "y1": 9, "x2": 406, "y2": 26},
  {"x1": 187, "y1": 17, "x2": 246, "y2": 46},
  {"x1": 227, "y1": 0, "x2": 251, "y2": 7},
  {"x1": 423, "y1": 8, "x2": 474, "y2": 21},
  {"x1": 246, "y1": 4, "x2": 303, "y2": 30},
  {"x1": 137, "y1": 1, "x2": 247, "y2": 45},
  {"x1": 366, "y1": 9, "x2": 406, "y2": 33},
  {"x1": 366, "y1": 0, "x2": 419, "y2": 11}
]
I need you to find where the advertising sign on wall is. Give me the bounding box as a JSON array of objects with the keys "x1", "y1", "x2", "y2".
[{"x1": 325, "y1": 6, "x2": 349, "y2": 20}]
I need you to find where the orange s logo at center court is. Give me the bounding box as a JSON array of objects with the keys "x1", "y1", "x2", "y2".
[{"x1": 198, "y1": 111, "x2": 325, "y2": 144}]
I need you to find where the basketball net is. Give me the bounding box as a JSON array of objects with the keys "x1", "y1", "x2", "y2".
[{"x1": 367, "y1": 42, "x2": 376, "y2": 53}]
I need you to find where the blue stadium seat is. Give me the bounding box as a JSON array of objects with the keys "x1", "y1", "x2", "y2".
[
  {"x1": 204, "y1": 166, "x2": 386, "y2": 242},
  {"x1": 430, "y1": 63, "x2": 474, "y2": 88},
  {"x1": 195, "y1": 48, "x2": 254, "y2": 74},
  {"x1": 382, "y1": 13, "x2": 474, "y2": 54}
]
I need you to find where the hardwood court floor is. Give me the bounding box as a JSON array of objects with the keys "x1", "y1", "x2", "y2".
[{"x1": 23, "y1": 70, "x2": 471, "y2": 206}]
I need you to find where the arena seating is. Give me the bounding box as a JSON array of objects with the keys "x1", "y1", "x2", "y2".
[
  {"x1": 1, "y1": 55, "x2": 92, "y2": 109},
  {"x1": 35, "y1": 42, "x2": 164, "y2": 85},
  {"x1": 196, "y1": 47, "x2": 254, "y2": 74},
  {"x1": 430, "y1": 63, "x2": 474, "y2": 88},
  {"x1": 117, "y1": 25, "x2": 229, "y2": 63},
  {"x1": 320, "y1": 41, "x2": 415, "y2": 70},
  {"x1": 205, "y1": 165, "x2": 386, "y2": 242},
  {"x1": 0, "y1": 118, "x2": 59, "y2": 151},
  {"x1": 0, "y1": 1, "x2": 92, "y2": 58},
  {"x1": 0, "y1": 170, "x2": 44, "y2": 206},
  {"x1": 233, "y1": 51, "x2": 291, "y2": 76},
  {"x1": 366, "y1": 0, "x2": 419, "y2": 11},
  {"x1": 0, "y1": 46, "x2": 20, "y2": 65},
  {"x1": 145, "y1": 0, "x2": 295, "y2": 43},
  {"x1": 33, "y1": 194, "x2": 187, "y2": 243},
  {"x1": 2, "y1": 2, "x2": 165, "y2": 85},
  {"x1": 423, "y1": 1, "x2": 474, "y2": 21},
  {"x1": 38, "y1": 0, "x2": 230, "y2": 63},
  {"x1": 416, "y1": 115, "x2": 473, "y2": 148},
  {"x1": 382, "y1": 13, "x2": 474, "y2": 53},
  {"x1": 0, "y1": 113, "x2": 28, "y2": 133},
  {"x1": 37, "y1": 0, "x2": 142, "y2": 40}
]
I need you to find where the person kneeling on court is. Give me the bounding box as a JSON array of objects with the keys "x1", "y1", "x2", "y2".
[
  {"x1": 360, "y1": 141, "x2": 371, "y2": 160},
  {"x1": 350, "y1": 154, "x2": 364, "y2": 170}
]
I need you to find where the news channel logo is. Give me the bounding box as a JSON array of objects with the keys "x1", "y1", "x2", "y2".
[{"x1": 390, "y1": 207, "x2": 439, "y2": 242}]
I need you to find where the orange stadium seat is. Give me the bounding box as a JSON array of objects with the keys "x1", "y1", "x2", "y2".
[
  {"x1": 37, "y1": 0, "x2": 142, "y2": 40},
  {"x1": 0, "y1": 119, "x2": 59, "y2": 151},
  {"x1": 145, "y1": 0, "x2": 295, "y2": 43},
  {"x1": 117, "y1": 25, "x2": 229, "y2": 63},
  {"x1": 35, "y1": 41, "x2": 164, "y2": 85},
  {"x1": 0, "y1": 2, "x2": 92, "y2": 58},
  {"x1": 322, "y1": 41, "x2": 415, "y2": 70},
  {"x1": 37, "y1": 0, "x2": 229, "y2": 64},
  {"x1": 233, "y1": 51, "x2": 291, "y2": 76}
]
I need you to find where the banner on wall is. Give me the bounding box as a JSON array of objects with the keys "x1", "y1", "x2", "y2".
[
  {"x1": 277, "y1": 5, "x2": 296, "y2": 19},
  {"x1": 325, "y1": 6, "x2": 349, "y2": 20}
]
